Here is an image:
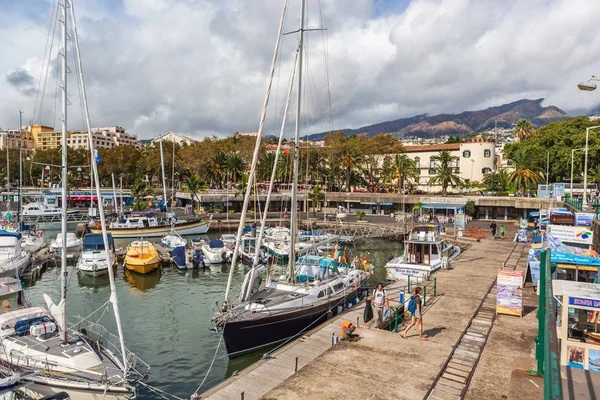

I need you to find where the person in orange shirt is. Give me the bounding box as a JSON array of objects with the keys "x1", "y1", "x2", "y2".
[{"x1": 341, "y1": 321, "x2": 356, "y2": 340}]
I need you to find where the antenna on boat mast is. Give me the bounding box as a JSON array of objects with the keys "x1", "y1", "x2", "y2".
[
  {"x1": 287, "y1": 0, "x2": 306, "y2": 283},
  {"x1": 69, "y1": 0, "x2": 129, "y2": 374}
]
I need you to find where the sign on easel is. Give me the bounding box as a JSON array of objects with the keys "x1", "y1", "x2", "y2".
[{"x1": 496, "y1": 270, "x2": 524, "y2": 317}]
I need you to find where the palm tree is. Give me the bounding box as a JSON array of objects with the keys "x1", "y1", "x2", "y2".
[
  {"x1": 482, "y1": 169, "x2": 511, "y2": 192},
  {"x1": 589, "y1": 166, "x2": 600, "y2": 188},
  {"x1": 182, "y1": 173, "x2": 206, "y2": 214},
  {"x1": 308, "y1": 184, "x2": 324, "y2": 217},
  {"x1": 131, "y1": 178, "x2": 152, "y2": 211},
  {"x1": 509, "y1": 148, "x2": 543, "y2": 196},
  {"x1": 341, "y1": 148, "x2": 362, "y2": 192},
  {"x1": 207, "y1": 152, "x2": 228, "y2": 187},
  {"x1": 515, "y1": 119, "x2": 535, "y2": 141},
  {"x1": 390, "y1": 154, "x2": 420, "y2": 191},
  {"x1": 257, "y1": 152, "x2": 276, "y2": 181},
  {"x1": 428, "y1": 150, "x2": 461, "y2": 196},
  {"x1": 225, "y1": 154, "x2": 246, "y2": 182},
  {"x1": 355, "y1": 210, "x2": 366, "y2": 221}
]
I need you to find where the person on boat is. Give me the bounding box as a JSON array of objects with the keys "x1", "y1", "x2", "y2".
[
  {"x1": 340, "y1": 321, "x2": 356, "y2": 340},
  {"x1": 401, "y1": 287, "x2": 428, "y2": 341},
  {"x1": 371, "y1": 283, "x2": 388, "y2": 328}
]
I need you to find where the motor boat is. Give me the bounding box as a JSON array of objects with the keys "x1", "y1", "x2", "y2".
[
  {"x1": 172, "y1": 245, "x2": 195, "y2": 270},
  {"x1": 124, "y1": 241, "x2": 160, "y2": 274},
  {"x1": 76, "y1": 233, "x2": 117, "y2": 277},
  {"x1": 220, "y1": 234, "x2": 237, "y2": 248},
  {"x1": 201, "y1": 239, "x2": 233, "y2": 264},
  {"x1": 385, "y1": 225, "x2": 461, "y2": 280},
  {"x1": 161, "y1": 231, "x2": 187, "y2": 250},
  {"x1": 22, "y1": 201, "x2": 77, "y2": 217},
  {"x1": 50, "y1": 233, "x2": 82, "y2": 257},
  {"x1": 0, "y1": 231, "x2": 31, "y2": 276},
  {"x1": 21, "y1": 230, "x2": 45, "y2": 253}
]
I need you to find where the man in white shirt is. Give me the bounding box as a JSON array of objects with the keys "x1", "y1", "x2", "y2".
[{"x1": 371, "y1": 283, "x2": 388, "y2": 328}]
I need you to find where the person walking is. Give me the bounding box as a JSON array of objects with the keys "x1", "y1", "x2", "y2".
[
  {"x1": 372, "y1": 283, "x2": 389, "y2": 328},
  {"x1": 489, "y1": 221, "x2": 497, "y2": 240},
  {"x1": 401, "y1": 287, "x2": 428, "y2": 341},
  {"x1": 499, "y1": 224, "x2": 505, "y2": 239}
]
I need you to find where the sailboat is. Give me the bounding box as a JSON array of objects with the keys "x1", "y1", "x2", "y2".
[
  {"x1": 211, "y1": 0, "x2": 370, "y2": 357},
  {"x1": 0, "y1": 1, "x2": 149, "y2": 396}
]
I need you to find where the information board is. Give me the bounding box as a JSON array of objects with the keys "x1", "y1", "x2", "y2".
[{"x1": 496, "y1": 270, "x2": 524, "y2": 317}]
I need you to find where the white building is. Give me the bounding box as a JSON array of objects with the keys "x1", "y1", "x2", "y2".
[
  {"x1": 234, "y1": 131, "x2": 259, "y2": 139},
  {"x1": 388, "y1": 138, "x2": 496, "y2": 192},
  {"x1": 67, "y1": 126, "x2": 138, "y2": 149},
  {"x1": 151, "y1": 131, "x2": 196, "y2": 146}
]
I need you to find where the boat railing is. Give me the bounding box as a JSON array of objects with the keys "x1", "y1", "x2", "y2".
[{"x1": 75, "y1": 319, "x2": 150, "y2": 380}]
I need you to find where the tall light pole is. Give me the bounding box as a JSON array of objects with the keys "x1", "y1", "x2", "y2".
[
  {"x1": 470, "y1": 159, "x2": 475, "y2": 192},
  {"x1": 570, "y1": 148, "x2": 584, "y2": 196},
  {"x1": 583, "y1": 126, "x2": 600, "y2": 207}
]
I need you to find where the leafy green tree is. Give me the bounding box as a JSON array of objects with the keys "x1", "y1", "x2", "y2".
[
  {"x1": 515, "y1": 119, "x2": 535, "y2": 141},
  {"x1": 465, "y1": 200, "x2": 476, "y2": 217},
  {"x1": 308, "y1": 184, "x2": 324, "y2": 217},
  {"x1": 207, "y1": 152, "x2": 228, "y2": 187},
  {"x1": 341, "y1": 147, "x2": 362, "y2": 192},
  {"x1": 257, "y1": 152, "x2": 276, "y2": 181},
  {"x1": 131, "y1": 178, "x2": 152, "y2": 211},
  {"x1": 428, "y1": 150, "x2": 462, "y2": 196},
  {"x1": 509, "y1": 148, "x2": 543, "y2": 196}
]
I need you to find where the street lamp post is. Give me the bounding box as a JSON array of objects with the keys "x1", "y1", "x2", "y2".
[
  {"x1": 583, "y1": 126, "x2": 600, "y2": 207},
  {"x1": 470, "y1": 159, "x2": 475, "y2": 192},
  {"x1": 40, "y1": 165, "x2": 50, "y2": 201},
  {"x1": 570, "y1": 148, "x2": 584, "y2": 197}
]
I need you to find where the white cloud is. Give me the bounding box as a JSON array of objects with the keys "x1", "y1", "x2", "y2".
[{"x1": 1, "y1": 0, "x2": 600, "y2": 139}]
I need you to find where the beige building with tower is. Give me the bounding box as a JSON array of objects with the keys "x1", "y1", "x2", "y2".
[{"x1": 381, "y1": 138, "x2": 496, "y2": 193}]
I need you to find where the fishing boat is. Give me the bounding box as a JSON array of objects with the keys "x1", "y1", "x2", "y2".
[
  {"x1": 93, "y1": 215, "x2": 211, "y2": 239},
  {"x1": 0, "y1": 231, "x2": 31, "y2": 276},
  {"x1": 172, "y1": 245, "x2": 195, "y2": 270},
  {"x1": 124, "y1": 241, "x2": 161, "y2": 274},
  {"x1": 201, "y1": 239, "x2": 233, "y2": 264},
  {"x1": 49, "y1": 232, "x2": 82, "y2": 257},
  {"x1": 385, "y1": 224, "x2": 461, "y2": 280},
  {"x1": 0, "y1": 1, "x2": 150, "y2": 396},
  {"x1": 161, "y1": 230, "x2": 187, "y2": 250},
  {"x1": 76, "y1": 233, "x2": 117, "y2": 277},
  {"x1": 212, "y1": 0, "x2": 370, "y2": 358}
]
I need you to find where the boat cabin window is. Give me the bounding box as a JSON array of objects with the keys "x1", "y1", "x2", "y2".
[
  {"x1": 332, "y1": 282, "x2": 344, "y2": 292},
  {"x1": 432, "y1": 245, "x2": 439, "y2": 255},
  {"x1": 143, "y1": 219, "x2": 149, "y2": 227},
  {"x1": 317, "y1": 291, "x2": 325, "y2": 298}
]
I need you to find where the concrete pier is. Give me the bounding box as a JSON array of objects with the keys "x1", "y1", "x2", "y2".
[{"x1": 201, "y1": 223, "x2": 539, "y2": 400}]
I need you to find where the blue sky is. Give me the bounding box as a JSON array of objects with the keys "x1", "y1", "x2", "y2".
[{"x1": 1, "y1": 0, "x2": 600, "y2": 138}]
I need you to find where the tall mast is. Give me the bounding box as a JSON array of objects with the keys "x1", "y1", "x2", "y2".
[
  {"x1": 119, "y1": 174, "x2": 124, "y2": 214},
  {"x1": 111, "y1": 173, "x2": 117, "y2": 213},
  {"x1": 171, "y1": 139, "x2": 175, "y2": 212},
  {"x1": 222, "y1": 0, "x2": 289, "y2": 305},
  {"x1": 18, "y1": 111, "x2": 23, "y2": 225},
  {"x1": 69, "y1": 0, "x2": 128, "y2": 373},
  {"x1": 287, "y1": 0, "x2": 306, "y2": 281},
  {"x1": 59, "y1": 0, "x2": 68, "y2": 344},
  {"x1": 159, "y1": 138, "x2": 168, "y2": 212}
]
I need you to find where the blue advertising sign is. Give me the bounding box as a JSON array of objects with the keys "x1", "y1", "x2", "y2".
[
  {"x1": 568, "y1": 297, "x2": 600, "y2": 309},
  {"x1": 575, "y1": 213, "x2": 595, "y2": 227}
]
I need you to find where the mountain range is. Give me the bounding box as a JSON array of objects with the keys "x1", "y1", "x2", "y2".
[{"x1": 307, "y1": 98, "x2": 567, "y2": 140}]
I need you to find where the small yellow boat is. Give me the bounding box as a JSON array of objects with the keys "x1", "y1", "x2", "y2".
[{"x1": 124, "y1": 241, "x2": 161, "y2": 274}]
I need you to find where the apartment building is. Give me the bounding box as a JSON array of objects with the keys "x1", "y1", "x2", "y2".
[
  {"x1": 0, "y1": 129, "x2": 35, "y2": 150},
  {"x1": 67, "y1": 126, "x2": 138, "y2": 149}
]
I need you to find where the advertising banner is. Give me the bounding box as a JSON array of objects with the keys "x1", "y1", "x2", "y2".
[
  {"x1": 575, "y1": 213, "x2": 595, "y2": 227},
  {"x1": 546, "y1": 224, "x2": 593, "y2": 245},
  {"x1": 455, "y1": 213, "x2": 465, "y2": 228},
  {"x1": 496, "y1": 270, "x2": 524, "y2": 317}
]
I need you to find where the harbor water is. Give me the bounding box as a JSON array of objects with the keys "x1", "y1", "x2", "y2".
[{"x1": 23, "y1": 230, "x2": 402, "y2": 399}]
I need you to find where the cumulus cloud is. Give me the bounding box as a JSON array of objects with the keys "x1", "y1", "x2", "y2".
[{"x1": 0, "y1": 0, "x2": 600, "y2": 139}]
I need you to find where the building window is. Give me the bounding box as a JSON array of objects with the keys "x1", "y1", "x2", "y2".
[
  {"x1": 429, "y1": 158, "x2": 436, "y2": 168},
  {"x1": 463, "y1": 150, "x2": 471, "y2": 158},
  {"x1": 484, "y1": 149, "x2": 491, "y2": 157},
  {"x1": 429, "y1": 168, "x2": 436, "y2": 175},
  {"x1": 414, "y1": 156, "x2": 420, "y2": 167},
  {"x1": 482, "y1": 167, "x2": 492, "y2": 174}
]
